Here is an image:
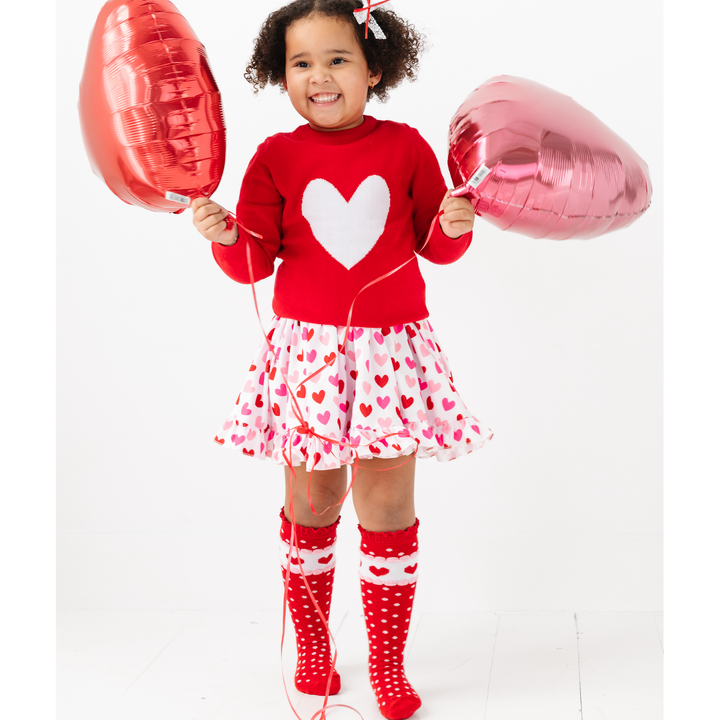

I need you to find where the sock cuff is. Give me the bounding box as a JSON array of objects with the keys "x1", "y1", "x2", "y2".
[
  {"x1": 358, "y1": 519, "x2": 419, "y2": 586},
  {"x1": 280, "y1": 507, "x2": 340, "y2": 549},
  {"x1": 358, "y1": 518, "x2": 419, "y2": 557}
]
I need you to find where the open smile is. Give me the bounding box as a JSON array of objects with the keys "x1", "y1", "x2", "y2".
[{"x1": 309, "y1": 93, "x2": 341, "y2": 104}]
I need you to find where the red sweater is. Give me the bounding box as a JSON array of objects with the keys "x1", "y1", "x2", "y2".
[{"x1": 212, "y1": 116, "x2": 472, "y2": 327}]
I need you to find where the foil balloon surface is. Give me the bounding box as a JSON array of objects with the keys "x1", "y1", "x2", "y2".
[
  {"x1": 78, "y1": 0, "x2": 226, "y2": 213},
  {"x1": 447, "y1": 76, "x2": 652, "y2": 239}
]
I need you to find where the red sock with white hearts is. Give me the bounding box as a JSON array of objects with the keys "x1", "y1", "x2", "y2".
[
  {"x1": 280, "y1": 509, "x2": 341, "y2": 696},
  {"x1": 359, "y1": 519, "x2": 422, "y2": 720}
]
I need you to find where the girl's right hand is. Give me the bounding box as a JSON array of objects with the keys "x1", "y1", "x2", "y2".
[{"x1": 191, "y1": 197, "x2": 239, "y2": 246}]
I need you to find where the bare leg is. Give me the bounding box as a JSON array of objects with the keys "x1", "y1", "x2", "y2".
[
  {"x1": 351, "y1": 455, "x2": 416, "y2": 532},
  {"x1": 280, "y1": 463, "x2": 347, "y2": 695},
  {"x1": 352, "y1": 454, "x2": 421, "y2": 719},
  {"x1": 284, "y1": 463, "x2": 348, "y2": 528}
]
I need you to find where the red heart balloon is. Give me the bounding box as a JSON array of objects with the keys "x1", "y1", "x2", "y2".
[
  {"x1": 78, "y1": 0, "x2": 226, "y2": 213},
  {"x1": 448, "y1": 76, "x2": 652, "y2": 239}
]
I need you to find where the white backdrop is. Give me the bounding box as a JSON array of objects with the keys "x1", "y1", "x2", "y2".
[{"x1": 57, "y1": 0, "x2": 662, "y2": 612}]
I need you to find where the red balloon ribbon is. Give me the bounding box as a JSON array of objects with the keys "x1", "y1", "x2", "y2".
[
  {"x1": 234, "y1": 207, "x2": 442, "y2": 720},
  {"x1": 353, "y1": 0, "x2": 392, "y2": 39}
]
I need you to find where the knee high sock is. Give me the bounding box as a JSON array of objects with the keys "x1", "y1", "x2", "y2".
[
  {"x1": 279, "y1": 509, "x2": 341, "y2": 696},
  {"x1": 359, "y1": 519, "x2": 422, "y2": 720}
]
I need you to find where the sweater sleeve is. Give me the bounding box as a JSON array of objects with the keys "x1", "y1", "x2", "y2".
[
  {"x1": 211, "y1": 140, "x2": 283, "y2": 284},
  {"x1": 410, "y1": 130, "x2": 473, "y2": 265}
]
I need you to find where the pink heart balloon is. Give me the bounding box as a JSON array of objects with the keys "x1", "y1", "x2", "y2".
[
  {"x1": 447, "y1": 76, "x2": 652, "y2": 239},
  {"x1": 78, "y1": 0, "x2": 226, "y2": 213}
]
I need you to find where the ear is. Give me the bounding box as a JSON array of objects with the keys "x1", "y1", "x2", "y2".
[
  {"x1": 369, "y1": 68, "x2": 382, "y2": 87},
  {"x1": 282, "y1": 77, "x2": 288, "y2": 91}
]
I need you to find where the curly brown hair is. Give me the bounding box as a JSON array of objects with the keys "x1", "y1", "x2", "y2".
[{"x1": 244, "y1": 0, "x2": 426, "y2": 103}]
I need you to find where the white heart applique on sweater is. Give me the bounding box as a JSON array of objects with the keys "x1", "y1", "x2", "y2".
[{"x1": 301, "y1": 175, "x2": 391, "y2": 270}]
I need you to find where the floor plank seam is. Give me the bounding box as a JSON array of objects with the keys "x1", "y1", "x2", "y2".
[
  {"x1": 482, "y1": 613, "x2": 500, "y2": 720},
  {"x1": 574, "y1": 612, "x2": 585, "y2": 720}
]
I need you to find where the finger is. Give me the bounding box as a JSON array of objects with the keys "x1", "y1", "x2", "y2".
[
  {"x1": 440, "y1": 208, "x2": 474, "y2": 224},
  {"x1": 191, "y1": 197, "x2": 213, "y2": 211},
  {"x1": 442, "y1": 196, "x2": 473, "y2": 214},
  {"x1": 198, "y1": 214, "x2": 229, "y2": 237},
  {"x1": 194, "y1": 203, "x2": 226, "y2": 226}
]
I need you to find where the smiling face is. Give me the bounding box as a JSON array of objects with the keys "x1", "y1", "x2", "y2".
[{"x1": 283, "y1": 14, "x2": 382, "y2": 132}]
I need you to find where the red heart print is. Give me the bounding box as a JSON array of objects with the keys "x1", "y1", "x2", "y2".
[
  {"x1": 272, "y1": 403, "x2": 281, "y2": 416},
  {"x1": 312, "y1": 390, "x2": 325, "y2": 404},
  {"x1": 392, "y1": 443, "x2": 401, "y2": 451},
  {"x1": 307, "y1": 328, "x2": 315, "y2": 341},
  {"x1": 360, "y1": 403, "x2": 373, "y2": 417},
  {"x1": 297, "y1": 351, "x2": 304, "y2": 361},
  {"x1": 369, "y1": 565, "x2": 390, "y2": 577},
  {"x1": 314, "y1": 452, "x2": 322, "y2": 466},
  {"x1": 350, "y1": 370, "x2": 358, "y2": 380},
  {"x1": 289, "y1": 555, "x2": 305, "y2": 565},
  {"x1": 324, "y1": 352, "x2": 336, "y2": 365},
  {"x1": 242, "y1": 448, "x2": 255, "y2": 456},
  {"x1": 296, "y1": 385, "x2": 307, "y2": 398},
  {"x1": 404, "y1": 564, "x2": 418, "y2": 574},
  {"x1": 338, "y1": 379, "x2": 345, "y2": 394},
  {"x1": 382, "y1": 327, "x2": 391, "y2": 336},
  {"x1": 214, "y1": 436, "x2": 225, "y2": 445},
  {"x1": 269, "y1": 367, "x2": 277, "y2": 380},
  {"x1": 255, "y1": 394, "x2": 264, "y2": 408},
  {"x1": 369, "y1": 444, "x2": 381, "y2": 454},
  {"x1": 318, "y1": 554, "x2": 333, "y2": 564},
  {"x1": 391, "y1": 358, "x2": 401, "y2": 371},
  {"x1": 426, "y1": 397, "x2": 434, "y2": 410},
  {"x1": 249, "y1": 364, "x2": 256, "y2": 371},
  {"x1": 375, "y1": 374, "x2": 389, "y2": 388},
  {"x1": 401, "y1": 395, "x2": 414, "y2": 409}
]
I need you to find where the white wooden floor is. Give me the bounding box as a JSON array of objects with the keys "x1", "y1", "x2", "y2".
[{"x1": 57, "y1": 610, "x2": 663, "y2": 720}]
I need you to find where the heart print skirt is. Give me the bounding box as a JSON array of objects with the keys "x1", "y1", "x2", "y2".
[{"x1": 214, "y1": 316, "x2": 493, "y2": 470}]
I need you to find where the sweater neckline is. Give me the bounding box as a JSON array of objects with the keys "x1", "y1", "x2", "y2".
[{"x1": 293, "y1": 116, "x2": 378, "y2": 144}]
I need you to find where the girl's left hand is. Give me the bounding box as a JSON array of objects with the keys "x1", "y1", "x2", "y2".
[{"x1": 438, "y1": 191, "x2": 476, "y2": 238}]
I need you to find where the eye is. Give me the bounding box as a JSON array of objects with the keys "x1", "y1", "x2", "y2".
[
  {"x1": 295, "y1": 61, "x2": 309, "y2": 68},
  {"x1": 331, "y1": 57, "x2": 346, "y2": 65}
]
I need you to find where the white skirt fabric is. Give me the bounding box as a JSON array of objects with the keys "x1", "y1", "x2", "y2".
[{"x1": 214, "y1": 316, "x2": 493, "y2": 470}]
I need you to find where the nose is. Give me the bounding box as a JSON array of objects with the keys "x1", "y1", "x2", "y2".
[{"x1": 309, "y1": 65, "x2": 332, "y2": 85}]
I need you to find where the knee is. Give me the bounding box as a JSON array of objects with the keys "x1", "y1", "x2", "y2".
[{"x1": 285, "y1": 468, "x2": 347, "y2": 526}]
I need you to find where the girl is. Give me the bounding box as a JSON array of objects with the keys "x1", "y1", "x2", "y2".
[{"x1": 192, "y1": 2, "x2": 492, "y2": 718}]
